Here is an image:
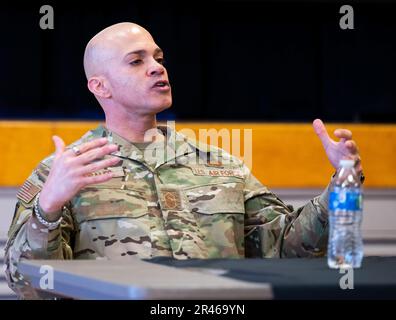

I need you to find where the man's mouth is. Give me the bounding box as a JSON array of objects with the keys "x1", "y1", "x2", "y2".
[{"x1": 152, "y1": 80, "x2": 170, "y2": 91}]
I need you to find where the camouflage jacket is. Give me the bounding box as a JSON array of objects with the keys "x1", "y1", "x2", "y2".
[{"x1": 4, "y1": 125, "x2": 330, "y2": 298}]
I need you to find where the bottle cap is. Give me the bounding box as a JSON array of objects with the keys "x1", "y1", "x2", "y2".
[{"x1": 339, "y1": 159, "x2": 354, "y2": 168}]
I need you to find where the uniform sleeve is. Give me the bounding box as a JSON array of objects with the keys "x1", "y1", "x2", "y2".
[
  {"x1": 4, "y1": 162, "x2": 75, "y2": 299},
  {"x1": 243, "y1": 167, "x2": 330, "y2": 258}
]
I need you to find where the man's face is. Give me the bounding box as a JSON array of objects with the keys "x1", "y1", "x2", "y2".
[{"x1": 104, "y1": 29, "x2": 172, "y2": 115}]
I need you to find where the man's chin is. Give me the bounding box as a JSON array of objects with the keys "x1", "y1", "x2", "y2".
[
  {"x1": 140, "y1": 98, "x2": 172, "y2": 115},
  {"x1": 156, "y1": 100, "x2": 172, "y2": 113}
]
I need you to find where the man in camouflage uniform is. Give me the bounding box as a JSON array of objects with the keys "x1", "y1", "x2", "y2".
[{"x1": 4, "y1": 22, "x2": 363, "y2": 299}]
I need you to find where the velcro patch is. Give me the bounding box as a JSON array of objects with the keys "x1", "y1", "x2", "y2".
[
  {"x1": 159, "y1": 189, "x2": 183, "y2": 210},
  {"x1": 85, "y1": 166, "x2": 125, "y2": 178},
  {"x1": 17, "y1": 180, "x2": 41, "y2": 203},
  {"x1": 190, "y1": 166, "x2": 243, "y2": 178}
]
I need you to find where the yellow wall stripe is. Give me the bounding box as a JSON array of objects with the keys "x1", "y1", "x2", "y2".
[{"x1": 0, "y1": 121, "x2": 395, "y2": 187}]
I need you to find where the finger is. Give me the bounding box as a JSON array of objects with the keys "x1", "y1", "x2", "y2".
[
  {"x1": 355, "y1": 157, "x2": 363, "y2": 174},
  {"x1": 65, "y1": 137, "x2": 110, "y2": 157},
  {"x1": 52, "y1": 135, "x2": 65, "y2": 158},
  {"x1": 312, "y1": 118, "x2": 331, "y2": 148},
  {"x1": 75, "y1": 144, "x2": 119, "y2": 165},
  {"x1": 78, "y1": 157, "x2": 121, "y2": 176},
  {"x1": 334, "y1": 129, "x2": 352, "y2": 140},
  {"x1": 81, "y1": 171, "x2": 114, "y2": 186},
  {"x1": 345, "y1": 140, "x2": 358, "y2": 154}
]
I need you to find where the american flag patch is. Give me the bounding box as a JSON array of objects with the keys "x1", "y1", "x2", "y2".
[{"x1": 17, "y1": 180, "x2": 41, "y2": 203}]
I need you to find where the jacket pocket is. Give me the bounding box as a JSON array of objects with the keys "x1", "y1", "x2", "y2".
[
  {"x1": 181, "y1": 182, "x2": 246, "y2": 257},
  {"x1": 183, "y1": 181, "x2": 245, "y2": 214},
  {"x1": 72, "y1": 185, "x2": 153, "y2": 259},
  {"x1": 72, "y1": 185, "x2": 148, "y2": 224}
]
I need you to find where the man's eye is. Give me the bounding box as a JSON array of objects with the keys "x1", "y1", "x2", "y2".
[
  {"x1": 156, "y1": 58, "x2": 165, "y2": 65},
  {"x1": 130, "y1": 59, "x2": 142, "y2": 65}
]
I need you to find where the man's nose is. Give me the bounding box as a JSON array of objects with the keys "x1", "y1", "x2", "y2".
[{"x1": 147, "y1": 60, "x2": 165, "y2": 76}]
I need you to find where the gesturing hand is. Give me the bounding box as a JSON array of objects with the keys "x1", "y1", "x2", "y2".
[
  {"x1": 39, "y1": 136, "x2": 120, "y2": 216},
  {"x1": 313, "y1": 119, "x2": 362, "y2": 174}
]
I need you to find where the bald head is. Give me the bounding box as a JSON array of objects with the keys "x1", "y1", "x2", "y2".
[{"x1": 83, "y1": 22, "x2": 154, "y2": 79}]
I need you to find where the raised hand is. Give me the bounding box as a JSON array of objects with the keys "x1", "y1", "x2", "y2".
[
  {"x1": 38, "y1": 136, "x2": 120, "y2": 216},
  {"x1": 313, "y1": 119, "x2": 362, "y2": 173}
]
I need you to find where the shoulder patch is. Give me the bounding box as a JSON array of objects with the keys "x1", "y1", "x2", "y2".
[{"x1": 17, "y1": 179, "x2": 41, "y2": 203}]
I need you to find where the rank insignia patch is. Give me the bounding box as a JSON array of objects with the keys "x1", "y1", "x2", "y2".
[{"x1": 160, "y1": 189, "x2": 183, "y2": 210}]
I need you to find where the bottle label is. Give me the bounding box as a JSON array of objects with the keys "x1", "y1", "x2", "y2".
[{"x1": 329, "y1": 188, "x2": 362, "y2": 211}]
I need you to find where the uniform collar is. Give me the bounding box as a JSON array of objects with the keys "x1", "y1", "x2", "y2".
[{"x1": 89, "y1": 124, "x2": 200, "y2": 169}]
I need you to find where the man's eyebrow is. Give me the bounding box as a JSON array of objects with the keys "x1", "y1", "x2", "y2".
[
  {"x1": 124, "y1": 48, "x2": 163, "y2": 59},
  {"x1": 154, "y1": 48, "x2": 163, "y2": 55}
]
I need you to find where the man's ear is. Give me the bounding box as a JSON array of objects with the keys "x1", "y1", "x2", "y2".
[{"x1": 87, "y1": 76, "x2": 111, "y2": 98}]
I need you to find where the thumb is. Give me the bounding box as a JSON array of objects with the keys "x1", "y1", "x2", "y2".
[
  {"x1": 312, "y1": 118, "x2": 331, "y2": 148},
  {"x1": 52, "y1": 135, "x2": 65, "y2": 157}
]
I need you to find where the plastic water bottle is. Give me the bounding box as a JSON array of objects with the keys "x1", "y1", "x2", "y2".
[{"x1": 328, "y1": 159, "x2": 363, "y2": 268}]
